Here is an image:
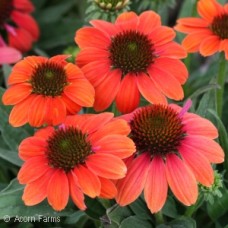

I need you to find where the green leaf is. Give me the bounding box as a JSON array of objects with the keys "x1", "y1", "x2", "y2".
[
  {"x1": 169, "y1": 217, "x2": 196, "y2": 228},
  {"x1": 120, "y1": 216, "x2": 153, "y2": 228},
  {"x1": 0, "y1": 148, "x2": 22, "y2": 167},
  {"x1": 0, "y1": 179, "x2": 75, "y2": 219},
  {"x1": 162, "y1": 197, "x2": 179, "y2": 218}
]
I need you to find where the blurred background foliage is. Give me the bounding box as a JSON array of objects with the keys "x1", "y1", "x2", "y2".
[{"x1": 0, "y1": 0, "x2": 228, "y2": 227}]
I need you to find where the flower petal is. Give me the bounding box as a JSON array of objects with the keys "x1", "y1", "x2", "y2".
[
  {"x1": 99, "y1": 177, "x2": 117, "y2": 199},
  {"x1": 90, "y1": 20, "x2": 118, "y2": 36},
  {"x1": 0, "y1": 47, "x2": 21, "y2": 64},
  {"x1": 199, "y1": 35, "x2": 220, "y2": 56}
]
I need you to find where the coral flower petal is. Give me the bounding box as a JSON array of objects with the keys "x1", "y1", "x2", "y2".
[
  {"x1": 64, "y1": 80, "x2": 95, "y2": 107},
  {"x1": 81, "y1": 60, "x2": 111, "y2": 87},
  {"x1": 28, "y1": 95, "x2": 48, "y2": 127},
  {"x1": 148, "y1": 65, "x2": 184, "y2": 100},
  {"x1": 68, "y1": 172, "x2": 86, "y2": 210},
  {"x1": 179, "y1": 145, "x2": 214, "y2": 187},
  {"x1": 197, "y1": 0, "x2": 223, "y2": 22},
  {"x1": 153, "y1": 57, "x2": 188, "y2": 84},
  {"x1": 74, "y1": 165, "x2": 101, "y2": 198},
  {"x1": 64, "y1": 63, "x2": 85, "y2": 81},
  {"x1": 9, "y1": 94, "x2": 35, "y2": 127},
  {"x1": 75, "y1": 27, "x2": 110, "y2": 49},
  {"x1": 199, "y1": 35, "x2": 221, "y2": 56},
  {"x1": 183, "y1": 116, "x2": 218, "y2": 139},
  {"x1": 116, "y1": 74, "x2": 140, "y2": 114},
  {"x1": 34, "y1": 126, "x2": 55, "y2": 139},
  {"x1": 149, "y1": 26, "x2": 176, "y2": 46},
  {"x1": 45, "y1": 97, "x2": 67, "y2": 126},
  {"x1": 181, "y1": 136, "x2": 224, "y2": 163},
  {"x1": 19, "y1": 137, "x2": 47, "y2": 160},
  {"x1": 18, "y1": 156, "x2": 49, "y2": 184},
  {"x1": 138, "y1": 11, "x2": 161, "y2": 34},
  {"x1": 47, "y1": 170, "x2": 69, "y2": 211},
  {"x1": 182, "y1": 30, "x2": 213, "y2": 52},
  {"x1": 144, "y1": 156, "x2": 168, "y2": 213},
  {"x1": 61, "y1": 94, "x2": 81, "y2": 114},
  {"x1": 115, "y1": 12, "x2": 138, "y2": 30},
  {"x1": 76, "y1": 48, "x2": 109, "y2": 67},
  {"x1": 136, "y1": 73, "x2": 167, "y2": 105},
  {"x1": 86, "y1": 154, "x2": 127, "y2": 179},
  {"x1": 22, "y1": 169, "x2": 54, "y2": 206},
  {"x1": 49, "y1": 55, "x2": 69, "y2": 66},
  {"x1": 89, "y1": 119, "x2": 131, "y2": 143},
  {"x1": 90, "y1": 20, "x2": 119, "y2": 36},
  {"x1": 165, "y1": 154, "x2": 198, "y2": 206},
  {"x1": 116, "y1": 153, "x2": 151, "y2": 206},
  {"x1": 94, "y1": 69, "x2": 121, "y2": 111},
  {"x1": 99, "y1": 177, "x2": 117, "y2": 199},
  {"x1": 2, "y1": 83, "x2": 32, "y2": 105},
  {"x1": 93, "y1": 134, "x2": 135, "y2": 159}
]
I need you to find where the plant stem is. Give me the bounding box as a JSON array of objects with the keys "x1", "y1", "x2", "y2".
[
  {"x1": 154, "y1": 211, "x2": 164, "y2": 225},
  {"x1": 216, "y1": 53, "x2": 227, "y2": 118}
]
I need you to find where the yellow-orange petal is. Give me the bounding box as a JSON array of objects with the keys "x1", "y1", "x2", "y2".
[
  {"x1": 93, "y1": 134, "x2": 135, "y2": 159},
  {"x1": 138, "y1": 11, "x2": 161, "y2": 34},
  {"x1": 116, "y1": 73, "x2": 140, "y2": 114},
  {"x1": 19, "y1": 137, "x2": 47, "y2": 160},
  {"x1": 116, "y1": 153, "x2": 151, "y2": 206},
  {"x1": 99, "y1": 177, "x2": 117, "y2": 199},
  {"x1": 153, "y1": 57, "x2": 188, "y2": 85},
  {"x1": 144, "y1": 156, "x2": 168, "y2": 213},
  {"x1": 94, "y1": 69, "x2": 121, "y2": 112},
  {"x1": 181, "y1": 30, "x2": 212, "y2": 53},
  {"x1": 47, "y1": 169, "x2": 69, "y2": 211},
  {"x1": 64, "y1": 80, "x2": 95, "y2": 107},
  {"x1": 181, "y1": 136, "x2": 224, "y2": 163},
  {"x1": 22, "y1": 169, "x2": 54, "y2": 206},
  {"x1": 2, "y1": 83, "x2": 32, "y2": 105},
  {"x1": 45, "y1": 97, "x2": 66, "y2": 126},
  {"x1": 149, "y1": 26, "x2": 176, "y2": 46},
  {"x1": 86, "y1": 154, "x2": 127, "y2": 179},
  {"x1": 199, "y1": 35, "x2": 220, "y2": 56},
  {"x1": 18, "y1": 156, "x2": 49, "y2": 184},
  {"x1": 75, "y1": 27, "x2": 110, "y2": 49},
  {"x1": 179, "y1": 145, "x2": 214, "y2": 187},
  {"x1": 165, "y1": 154, "x2": 198, "y2": 206},
  {"x1": 68, "y1": 172, "x2": 86, "y2": 210},
  {"x1": 88, "y1": 119, "x2": 131, "y2": 144},
  {"x1": 74, "y1": 165, "x2": 101, "y2": 198},
  {"x1": 9, "y1": 94, "x2": 35, "y2": 127},
  {"x1": 183, "y1": 116, "x2": 218, "y2": 139},
  {"x1": 28, "y1": 95, "x2": 48, "y2": 127},
  {"x1": 136, "y1": 73, "x2": 167, "y2": 105},
  {"x1": 148, "y1": 65, "x2": 184, "y2": 100}
]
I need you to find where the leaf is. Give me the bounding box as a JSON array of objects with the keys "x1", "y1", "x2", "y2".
[
  {"x1": 169, "y1": 217, "x2": 197, "y2": 228},
  {"x1": 162, "y1": 196, "x2": 179, "y2": 219},
  {"x1": 120, "y1": 216, "x2": 153, "y2": 228},
  {"x1": 2, "y1": 64, "x2": 12, "y2": 85},
  {"x1": 0, "y1": 148, "x2": 23, "y2": 167},
  {"x1": 0, "y1": 179, "x2": 75, "y2": 219}
]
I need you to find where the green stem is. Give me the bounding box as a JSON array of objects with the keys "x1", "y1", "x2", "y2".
[
  {"x1": 185, "y1": 194, "x2": 204, "y2": 217},
  {"x1": 111, "y1": 102, "x2": 119, "y2": 116},
  {"x1": 154, "y1": 211, "x2": 164, "y2": 225},
  {"x1": 216, "y1": 53, "x2": 227, "y2": 118}
]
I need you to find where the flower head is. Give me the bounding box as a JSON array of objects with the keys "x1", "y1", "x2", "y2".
[
  {"x1": 17, "y1": 113, "x2": 135, "y2": 211},
  {"x1": 2, "y1": 55, "x2": 95, "y2": 127},
  {"x1": 94, "y1": 0, "x2": 130, "y2": 11},
  {"x1": 115, "y1": 102, "x2": 224, "y2": 213},
  {"x1": 75, "y1": 11, "x2": 188, "y2": 114},
  {"x1": 175, "y1": 0, "x2": 228, "y2": 59},
  {"x1": 0, "y1": 0, "x2": 39, "y2": 52}
]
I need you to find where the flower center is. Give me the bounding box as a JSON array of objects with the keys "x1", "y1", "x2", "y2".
[
  {"x1": 30, "y1": 62, "x2": 68, "y2": 97},
  {"x1": 0, "y1": 0, "x2": 13, "y2": 26},
  {"x1": 109, "y1": 30, "x2": 155, "y2": 75},
  {"x1": 94, "y1": 0, "x2": 128, "y2": 10},
  {"x1": 45, "y1": 127, "x2": 92, "y2": 172},
  {"x1": 211, "y1": 14, "x2": 228, "y2": 39},
  {"x1": 130, "y1": 105, "x2": 186, "y2": 157}
]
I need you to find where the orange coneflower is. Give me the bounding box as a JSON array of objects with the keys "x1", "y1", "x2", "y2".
[
  {"x1": 2, "y1": 55, "x2": 95, "y2": 127},
  {"x1": 75, "y1": 11, "x2": 188, "y2": 114},
  {"x1": 175, "y1": 0, "x2": 228, "y2": 59},
  {"x1": 115, "y1": 100, "x2": 224, "y2": 213},
  {"x1": 17, "y1": 113, "x2": 135, "y2": 211},
  {"x1": 0, "y1": 0, "x2": 39, "y2": 52}
]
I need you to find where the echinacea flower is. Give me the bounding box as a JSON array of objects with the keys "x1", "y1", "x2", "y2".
[
  {"x1": 0, "y1": 0, "x2": 39, "y2": 52},
  {"x1": 115, "y1": 101, "x2": 224, "y2": 213},
  {"x1": 17, "y1": 113, "x2": 135, "y2": 211},
  {"x1": 75, "y1": 11, "x2": 188, "y2": 114},
  {"x1": 0, "y1": 35, "x2": 21, "y2": 64},
  {"x1": 175, "y1": 0, "x2": 228, "y2": 59},
  {"x1": 2, "y1": 55, "x2": 95, "y2": 127}
]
